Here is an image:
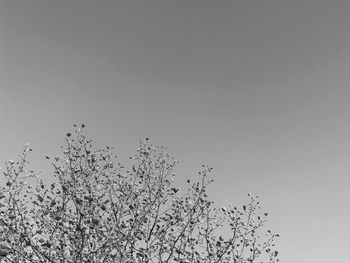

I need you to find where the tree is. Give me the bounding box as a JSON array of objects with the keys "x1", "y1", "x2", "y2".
[{"x1": 0, "y1": 125, "x2": 279, "y2": 263}]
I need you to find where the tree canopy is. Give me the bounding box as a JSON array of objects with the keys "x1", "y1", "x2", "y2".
[{"x1": 0, "y1": 125, "x2": 279, "y2": 263}]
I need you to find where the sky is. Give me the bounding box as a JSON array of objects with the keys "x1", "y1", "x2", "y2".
[{"x1": 0, "y1": 1, "x2": 349, "y2": 262}]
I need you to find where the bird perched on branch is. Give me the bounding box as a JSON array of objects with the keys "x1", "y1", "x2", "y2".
[{"x1": 0, "y1": 241, "x2": 11, "y2": 257}]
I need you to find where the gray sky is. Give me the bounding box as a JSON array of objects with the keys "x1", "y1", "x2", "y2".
[{"x1": 0, "y1": 1, "x2": 349, "y2": 262}]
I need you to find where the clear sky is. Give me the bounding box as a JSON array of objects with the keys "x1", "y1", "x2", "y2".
[{"x1": 0, "y1": 1, "x2": 349, "y2": 262}]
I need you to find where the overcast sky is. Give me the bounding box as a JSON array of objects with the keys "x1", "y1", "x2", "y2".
[{"x1": 0, "y1": 1, "x2": 349, "y2": 263}]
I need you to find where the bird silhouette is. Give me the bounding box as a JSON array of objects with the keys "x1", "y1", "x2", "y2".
[{"x1": 0, "y1": 241, "x2": 11, "y2": 257}]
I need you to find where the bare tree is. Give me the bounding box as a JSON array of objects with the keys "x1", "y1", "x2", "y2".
[{"x1": 0, "y1": 125, "x2": 279, "y2": 263}]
